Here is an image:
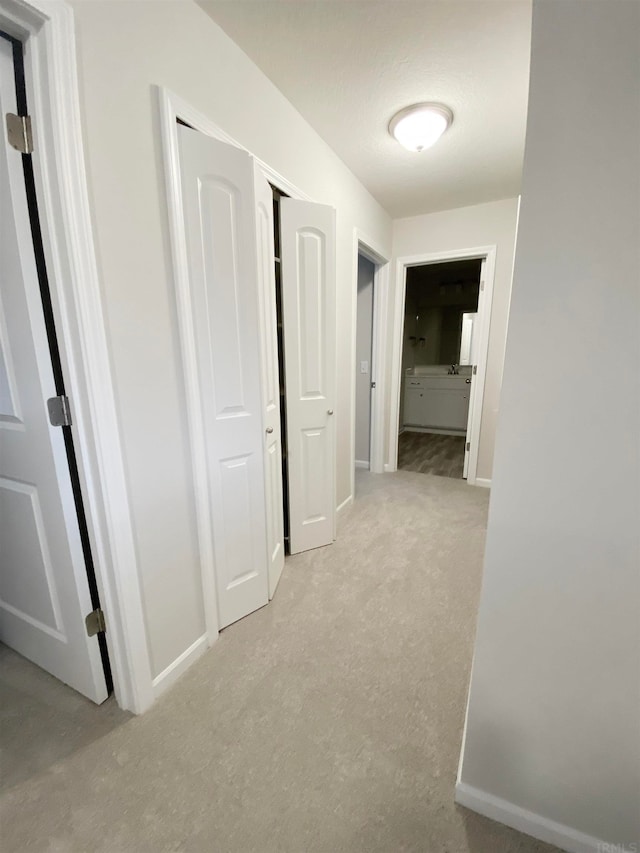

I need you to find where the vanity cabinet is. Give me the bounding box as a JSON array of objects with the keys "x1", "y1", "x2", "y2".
[{"x1": 403, "y1": 376, "x2": 470, "y2": 432}]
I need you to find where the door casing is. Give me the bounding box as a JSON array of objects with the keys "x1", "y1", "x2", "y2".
[{"x1": 0, "y1": 0, "x2": 153, "y2": 713}]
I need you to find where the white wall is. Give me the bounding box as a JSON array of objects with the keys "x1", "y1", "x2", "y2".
[
  {"x1": 355, "y1": 255, "x2": 374, "y2": 465},
  {"x1": 390, "y1": 197, "x2": 519, "y2": 481},
  {"x1": 458, "y1": 1, "x2": 640, "y2": 849},
  {"x1": 70, "y1": 0, "x2": 391, "y2": 682}
]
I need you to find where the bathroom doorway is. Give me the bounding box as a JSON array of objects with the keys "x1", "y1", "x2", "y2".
[
  {"x1": 389, "y1": 247, "x2": 497, "y2": 486},
  {"x1": 398, "y1": 259, "x2": 481, "y2": 479}
]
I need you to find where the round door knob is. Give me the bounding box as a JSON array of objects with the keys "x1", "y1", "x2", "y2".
[
  {"x1": 327, "y1": 409, "x2": 334, "y2": 415},
  {"x1": 266, "y1": 426, "x2": 274, "y2": 434},
  {"x1": 465, "y1": 378, "x2": 472, "y2": 384}
]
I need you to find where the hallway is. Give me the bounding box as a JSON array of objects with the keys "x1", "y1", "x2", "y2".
[{"x1": 1, "y1": 472, "x2": 560, "y2": 852}]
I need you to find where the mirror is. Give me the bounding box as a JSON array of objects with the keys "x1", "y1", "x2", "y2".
[{"x1": 403, "y1": 259, "x2": 481, "y2": 368}]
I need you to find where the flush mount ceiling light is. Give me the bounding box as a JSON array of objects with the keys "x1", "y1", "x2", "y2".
[{"x1": 389, "y1": 103, "x2": 453, "y2": 153}]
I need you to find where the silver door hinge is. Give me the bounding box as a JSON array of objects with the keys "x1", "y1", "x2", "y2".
[
  {"x1": 6, "y1": 113, "x2": 33, "y2": 154},
  {"x1": 466, "y1": 442, "x2": 471, "y2": 452},
  {"x1": 47, "y1": 395, "x2": 72, "y2": 426},
  {"x1": 473, "y1": 365, "x2": 478, "y2": 375},
  {"x1": 371, "y1": 381, "x2": 376, "y2": 389},
  {"x1": 85, "y1": 608, "x2": 106, "y2": 636}
]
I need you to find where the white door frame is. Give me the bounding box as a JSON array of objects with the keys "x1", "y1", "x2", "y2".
[
  {"x1": 157, "y1": 86, "x2": 311, "y2": 639},
  {"x1": 388, "y1": 246, "x2": 497, "y2": 485},
  {"x1": 349, "y1": 231, "x2": 389, "y2": 499},
  {"x1": 0, "y1": 0, "x2": 153, "y2": 712}
]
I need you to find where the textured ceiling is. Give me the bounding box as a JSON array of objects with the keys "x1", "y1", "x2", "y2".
[{"x1": 197, "y1": 0, "x2": 532, "y2": 218}]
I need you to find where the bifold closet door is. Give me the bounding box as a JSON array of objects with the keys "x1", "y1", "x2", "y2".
[
  {"x1": 178, "y1": 125, "x2": 269, "y2": 629},
  {"x1": 254, "y1": 164, "x2": 285, "y2": 598},
  {"x1": 280, "y1": 199, "x2": 337, "y2": 554}
]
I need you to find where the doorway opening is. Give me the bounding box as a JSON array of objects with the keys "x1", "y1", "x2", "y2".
[
  {"x1": 389, "y1": 246, "x2": 496, "y2": 486},
  {"x1": 0, "y1": 30, "x2": 111, "y2": 699},
  {"x1": 355, "y1": 253, "x2": 375, "y2": 470},
  {"x1": 398, "y1": 259, "x2": 481, "y2": 480},
  {"x1": 350, "y1": 235, "x2": 389, "y2": 503}
]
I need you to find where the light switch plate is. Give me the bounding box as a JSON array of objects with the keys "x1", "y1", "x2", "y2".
[{"x1": 360, "y1": 360, "x2": 369, "y2": 374}]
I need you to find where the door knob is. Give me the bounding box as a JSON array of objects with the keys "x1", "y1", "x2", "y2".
[
  {"x1": 327, "y1": 409, "x2": 334, "y2": 415},
  {"x1": 266, "y1": 426, "x2": 274, "y2": 434},
  {"x1": 465, "y1": 378, "x2": 471, "y2": 384}
]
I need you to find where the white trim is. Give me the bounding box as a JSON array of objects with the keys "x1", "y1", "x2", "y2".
[
  {"x1": 157, "y1": 87, "x2": 311, "y2": 641},
  {"x1": 388, "y1": 246, "x2": 497, "y2": 489},
  {"x1": 336, "y1": 494, "x2": 353, "y2": 515},
  {"x1": 351, "y1": 230, "x2": 391, "y2": 504},
  {"x1": 1, "y1": 0, "x2": 153, "y2": 713},
  {"x1": 354, "y1": 460, "x2": 370, "y2": 470},
  {"x1": 152, "y1": 634, "x2": 209, "y2": 699},
  {"x1": 474, "y1": 477, "x2": 492, "y2": 489},
  {"x1": 454, "y1": 783, "x2": 608, "y2": 853},
  {"x1": 157, "y1": 87, "x2": 218, "y2": 643}
]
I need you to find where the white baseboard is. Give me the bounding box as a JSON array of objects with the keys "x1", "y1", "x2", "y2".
[
  {"x1": 384, "y1": 463, "x2": 396, "y2": 473},
  {"x1": 455, "y1": 782, "x2": 608, "y2": 853},
  {"x1": 354, "y1": 459, "x2": 370, "y2": 470},
  {"x1": 336, "y1": 494, "x2": 353, "y2": 515},
  {"x1": 474, "y1": 478, "x2": 492, "y2": 488},
  {"x1": 152, "y1": 634, "x2": 210, "y2": 699}
]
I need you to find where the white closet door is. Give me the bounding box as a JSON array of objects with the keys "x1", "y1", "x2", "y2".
[
  {"x1": 254, "y1": 165, "x2": 285, "y2": 597},
  {"x1": 463, "y1": 257, "x2": 486, "y2": 480},
  {"x1": 280, "y1": 199, "x2": 336, "y2": 554},
  {"x1": 0, "y1": 39, "x2": 107, "y2": 702},
  {"x1": 179, "y1": 126, "x2": 269, "y2": 629}
]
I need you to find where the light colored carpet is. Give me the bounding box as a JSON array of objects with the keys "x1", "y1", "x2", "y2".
[{"x1": 0, "y1": 471, "x2": 561, "y2": 853}]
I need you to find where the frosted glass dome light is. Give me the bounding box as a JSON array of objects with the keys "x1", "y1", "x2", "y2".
[{"x1": 389, "y1": 103, "x2": 453, "y2": 152}]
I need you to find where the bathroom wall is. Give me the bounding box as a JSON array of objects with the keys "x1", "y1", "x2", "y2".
[{"x1": 416, "y1": 309, "x2": 442, "y2": 365}]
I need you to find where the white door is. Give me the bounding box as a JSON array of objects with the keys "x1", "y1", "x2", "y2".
[
  {"x1": 0, "y1": 38, "x2": 108, "y2": 702},
  {"x1": 463, "y1": 258, "x2": 486, "y2": 479},
  {"x1": 178, "y1": 126, "x2": 269, "y2": 629},
  {"x1": 254, "y1": 164, "x2": 285, "y2": 598},
  {"x1": 280, "y1": 198, "x2": 336, "y2": 554}
]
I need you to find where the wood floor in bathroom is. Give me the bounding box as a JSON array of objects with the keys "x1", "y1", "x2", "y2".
[{"x1": 398, "y1": 431, "x2": 466, "y2": 479}]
